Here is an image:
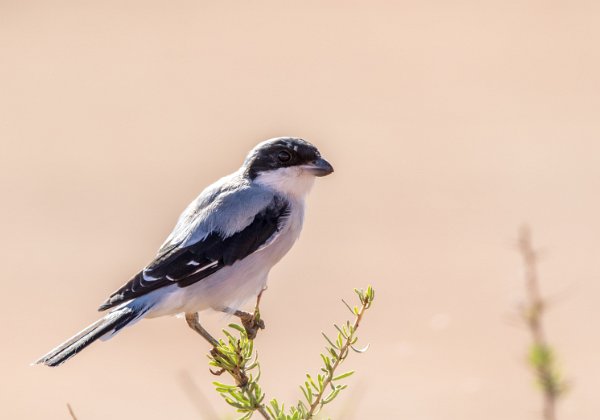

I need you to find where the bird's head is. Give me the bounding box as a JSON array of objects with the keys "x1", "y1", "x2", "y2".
[{"x1": 243, "y1": 137, "x2": 334, "y2": 198}]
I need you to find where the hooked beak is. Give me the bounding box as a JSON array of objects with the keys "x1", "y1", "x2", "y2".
[{"x1": 303, "y1": 157, "x2": 334, "y2": 177}]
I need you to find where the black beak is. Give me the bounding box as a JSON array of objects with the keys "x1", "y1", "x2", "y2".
[{"x1": 305, "y1": 158, "x2": 334, "y2": 177}]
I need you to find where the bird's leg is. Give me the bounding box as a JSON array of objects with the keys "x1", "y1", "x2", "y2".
[
  {"x1": 224, "y1": 288, "x2": 267, "y2": 340},
  {"x1": 185, "y1": 312, "x2": 219, "y2": 347}
]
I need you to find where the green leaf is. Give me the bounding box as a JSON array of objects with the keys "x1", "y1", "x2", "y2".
[
  {"x1": 229, "y1": 323, "x2": 246, "y2": 333},
  {"x1": 306, "y1": 374, "x2": 318, "y2": 392},
  {"x1": 341, "y1": 299, "x2": 355, "y2": 315},
  {"x1": 322, "y1": 332, "x2": 338, "y2": 349},
  {"x1": 528, "y1": 344, "x2": 553, "y2": 368},
  {"x1": 332, "y1": 370, "x2": 355, "y2": 381}
]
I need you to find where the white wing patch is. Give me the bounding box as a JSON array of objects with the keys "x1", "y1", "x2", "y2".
[
  {"x1": 142, "y1": 270, "x2": 159, "y2": 281},
  {"x1": 189, "y1": 260, "x2": 219, "y2": 276}
]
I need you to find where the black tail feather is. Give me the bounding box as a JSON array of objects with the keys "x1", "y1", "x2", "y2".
[{"x1": 34, "y1": 306, "x2": 141, "y2": 367}]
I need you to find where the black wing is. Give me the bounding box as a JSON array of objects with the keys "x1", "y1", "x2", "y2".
[{"x1": 98, "y1": 196, "x2": 290, "y2": 311}]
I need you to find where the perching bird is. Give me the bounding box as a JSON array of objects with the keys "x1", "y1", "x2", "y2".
[{"x1": 35, "y1": 137, "x2": 333, "y2": 367}]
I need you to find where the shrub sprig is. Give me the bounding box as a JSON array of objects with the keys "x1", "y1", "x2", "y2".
[{"x1": 206, "y1": 286, "x2": 375, "y2": 419}]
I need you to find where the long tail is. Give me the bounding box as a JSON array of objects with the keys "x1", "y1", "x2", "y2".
[{"x1": 34, "y1": 303, "x2": 150, "y2": 367}]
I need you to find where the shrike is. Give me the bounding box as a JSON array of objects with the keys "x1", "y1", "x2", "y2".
[{"x1": 35, "y1": 137, "x2": 333, "y2": 367}]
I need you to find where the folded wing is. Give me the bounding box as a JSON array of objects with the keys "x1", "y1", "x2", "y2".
[{"x1": 99, "y1": 188, "x2": 289, "y2": 311}]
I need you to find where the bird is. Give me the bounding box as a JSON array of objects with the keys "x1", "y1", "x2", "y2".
[{"x1": 34, "y1": 137, "x2": 333, "y2": 367}]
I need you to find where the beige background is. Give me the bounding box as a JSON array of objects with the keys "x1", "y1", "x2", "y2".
[{"x1": 2, "y1": 1, "x2": 600, "y2": 419}]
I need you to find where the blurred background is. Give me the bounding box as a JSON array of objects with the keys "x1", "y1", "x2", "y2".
[{"x1": 2, "y1": 1, "x2": 600, "y2": 419}]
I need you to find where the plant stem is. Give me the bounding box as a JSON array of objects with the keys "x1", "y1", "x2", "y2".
[
  {"x1": 306, "y1": 298, "x2": 369, "y2": 418},
  {"x1": 519, "y1": 226, "x2": 559, "y2": 420},
  {"x1": 254, "y1": 402, "x2": 270, "y2": 419},
  {"x1": 228, "y1": 344, "x2": 270, "y2": 420},
  {"x1": 66, "y1": 403, "x2": 77, "y2": 420}
]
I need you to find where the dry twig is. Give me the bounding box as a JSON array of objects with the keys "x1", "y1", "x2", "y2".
[
  {"x1": 518, "y1": 226, "x2": 566, "y2": 420},
  {"x1": 66, "y1": 403, "x2": 77, "y2": 420}
]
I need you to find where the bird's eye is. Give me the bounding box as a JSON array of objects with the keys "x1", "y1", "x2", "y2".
[{"x1": 277, "y1": 150, "x2": 292, "y2": 162}]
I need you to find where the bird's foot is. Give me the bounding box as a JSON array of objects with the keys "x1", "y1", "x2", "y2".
[{"x1": 234, "y1": 310, "x2": 265, "y2": 340}]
